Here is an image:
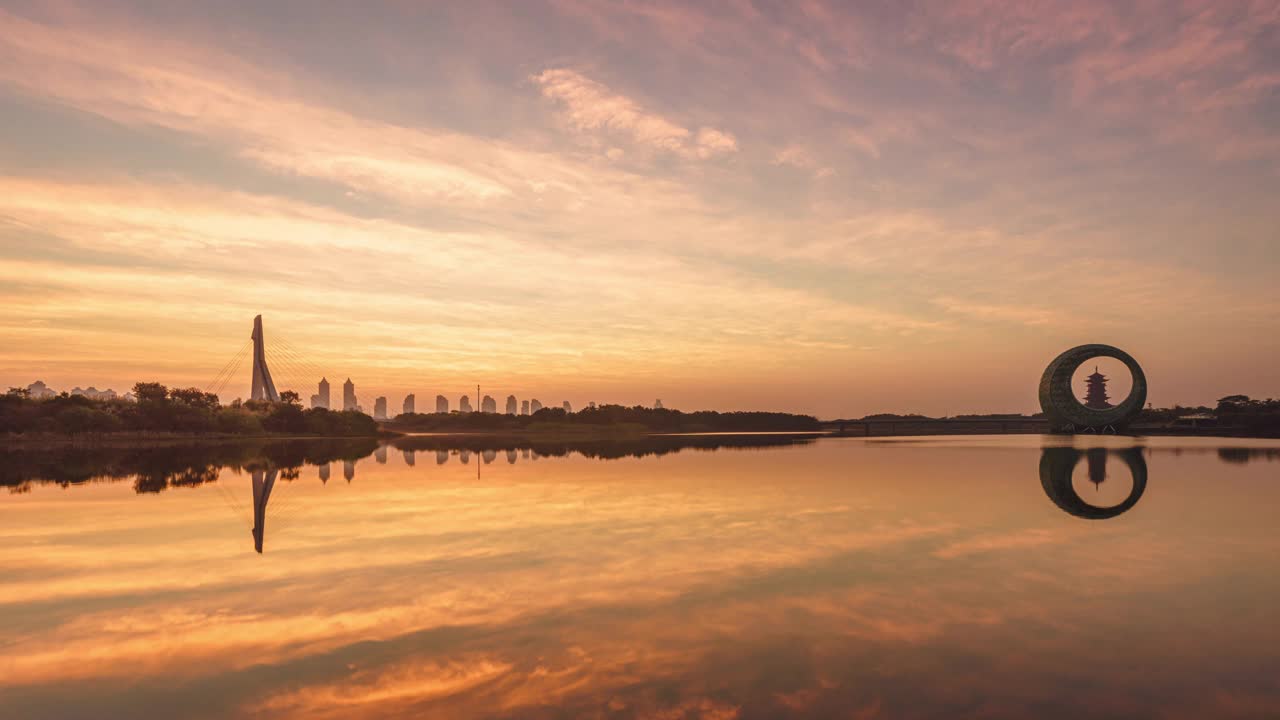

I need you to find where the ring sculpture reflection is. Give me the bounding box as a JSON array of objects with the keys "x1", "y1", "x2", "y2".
[
  {"x1": 1039, "y1": 447, "x2": 1147, "y2": 520},
  {"x1": 1039, "y1": 344, "x2": 1147, "y2": 433}
]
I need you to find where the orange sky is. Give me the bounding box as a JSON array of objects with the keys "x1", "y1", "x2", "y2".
[{"x1": 1, "y1": 2, "x2": 1277, "y2": 417}]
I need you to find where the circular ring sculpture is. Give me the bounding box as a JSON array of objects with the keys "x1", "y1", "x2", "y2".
[
  {"x1": 1039, "y1": 344, "x2": 1147, "y2": 433},
  {"x1": 1039, "y1": 447, "x2": 1147, "y2": 520}
]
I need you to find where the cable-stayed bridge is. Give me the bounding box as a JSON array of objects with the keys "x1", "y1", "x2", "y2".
[{"x1": 203, "y1": 315, "x2": 335, "y2": 404}]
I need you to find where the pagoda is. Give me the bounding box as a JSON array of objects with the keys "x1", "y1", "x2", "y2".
[{"x1": 1083, "y1": 366, "x2": 1112, "y2": 409}]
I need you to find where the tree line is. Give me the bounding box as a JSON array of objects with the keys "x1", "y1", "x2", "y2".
[
  {"x1": 387, "y1": 404, "x2": 822, "y2": 433},
  {"x1": 1, "y1": 382, "x2": 379, "y2": 437}
]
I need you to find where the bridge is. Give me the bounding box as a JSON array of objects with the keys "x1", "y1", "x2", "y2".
[{"x1": 203, "y1": 315, "x2": 336, "y2": 405}]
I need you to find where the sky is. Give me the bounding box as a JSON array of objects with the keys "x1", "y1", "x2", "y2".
[{"x1": 0, "y1": 0, "x2": 1277, "y2": 418}]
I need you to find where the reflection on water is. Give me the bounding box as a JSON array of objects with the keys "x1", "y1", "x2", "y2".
[
  {"x1": 2, "y1": 435, "x2": 1279, "y2": 719},
  {"x1": 1040, "y1": 447, "x2": 1148, "y2": 520}
]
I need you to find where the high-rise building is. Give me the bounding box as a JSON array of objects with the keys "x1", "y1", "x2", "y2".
[
  {"x1": 26, "y1": 380, "x2": 56, "y2": 399},
  {"x1": 521, "y1": 400, "x2": 530, "y2": 415},
  {"x1": 459, "y1": 395, "x2": 473, "y2": 413},
  {"x1": 317, "y1": 378, "x2": 331, "y2": 409},
  {"x1": 506, "y1": 395, "x2": 518, "y2": 415},
  {"x1": 403, "y1": 393, "x2": 415, "y2": 415},
  {"x1": 374, "y1": 396, "x2": 388, "y2": 420},
  {"x1": 562, "y1": 401, "x2": 572, "y2": 413},
  {"x1": 654, "y1": 399, "x2": 664, "y2": 409},
  {"x1": 481, "y1": 395, "x2": 497, "y2": 413},
  {"x1": 436, "y1": 394, "x2": 448, "y2": 413},
  {"x1": 530, "y1": 399, "x2": 543, "y2": 413},
  {"x1": 343, "y1": 379, "x2": 357, "y2": 411}
]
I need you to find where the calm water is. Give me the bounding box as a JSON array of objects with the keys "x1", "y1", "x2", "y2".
[{"x1": 2, "y1": 435, "x2": 1278, "y2": 719}]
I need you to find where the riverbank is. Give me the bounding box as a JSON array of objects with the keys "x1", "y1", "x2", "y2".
[
  {"x1": 0, "y1": 431, "x2": 388, "y2": 450},
  {"x1": 824, "y1": 418, "x2": 1280, "y2": 438}
]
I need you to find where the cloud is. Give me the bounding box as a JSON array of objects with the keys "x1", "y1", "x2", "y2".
[
  {"x1": 772, "y1": 144, "x2": 836, "y2": 177},
  {"x1": 533, "y1": 68, "x2": 738, "y2": 158}
]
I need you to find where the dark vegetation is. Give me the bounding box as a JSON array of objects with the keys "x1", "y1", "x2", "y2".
[
  {"x1": 1211, "y1": 395, "x2": 1280, "y2": 435},
  {"x1": 1, "y1": 383, "x2": 378, "y2": 438},
  {"x1": 826, "y1": 396, "x2": 1280, "y2": 437},
  {"x1": 0, "y1": 437, "x2": 379, "y2": 493},
  {"x1": 385, "y1": 404, "x2": 821, "y2": 434}
]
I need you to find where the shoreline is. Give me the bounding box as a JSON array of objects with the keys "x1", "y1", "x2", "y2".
[{"x1": 4, "y1": 424, "x2": 1279, "y2": 448}]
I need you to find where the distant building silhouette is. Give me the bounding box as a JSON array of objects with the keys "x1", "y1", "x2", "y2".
[
  {"x1": 506, "y1": 449, "x2": 517, "y2": 464},
  {"x1": 588, "y1": 401, "x2": 597, "y2": 410},
  {"x1": 436, "y1": 394, "x2": 448, "y2": 413},
  {"x1": 436, "y1": 450, "x2": 448, "y2": 465},
  {"x1": 530, "y1": 399, "x2": 543, "y2": 413},
  {"x1": 403, "y1": 393, "x2": 415, "y2": 415},
  {"x1": 71, "y1": 386, "x2": 117, "y2": 400},
  {"x1": 482, "y1": 449, "x2": 496, "y2": 464},
  {"x1": 481, "y1": 395, "x2": 497, "y2": 413},
  {"x1": 312, "y1": 378, "x2": 330, "y2": 409},
  {"x1": 26, "y1": 380, "x2": 55, "y2": 399},
  {"x1": 403, "y1": 449, "x2": 416, "y2": 466},
  {"x1": 654, "y1": 399, "x2": 664, "y2": 409},
  {"x1": 1083, "y1": 366, "x2": 1112, "y2": 409},
  {"x1": 343, "y1": 459, "x2": 355, "y2": 481},
  {"x1": 318, "y1": 463, "x2": 330, "y2": 483},
  {"x1": 375, "y1": 445, "x2": 387, "y2": 464},
  {"x1": 343, "y1": 378, "x2": 358, "y2": 411},
  {"x1": 459, "y1": 395, "x2": 473, "y2": 413},
  {"x1": 521, "y1": 399, "x2": 530, "y2": 415},
  {"x1": 374, "y1": 396, "x2": 388, "y2": 420},
  {"x1": 563, "y1": 400, "x2": 572, "y2": 413},
  {"x1": 506, "y1": 395, "x2": 518, "y2": 415}
]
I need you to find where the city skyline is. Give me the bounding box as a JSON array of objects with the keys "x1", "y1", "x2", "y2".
[{"x1": 1, "y1": 2, "x2": 1278, "y2": 416}]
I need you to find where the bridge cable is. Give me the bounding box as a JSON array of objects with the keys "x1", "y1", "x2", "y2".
[{"x1": 203, "y1": 339, "x2": 251, "y2": 395}]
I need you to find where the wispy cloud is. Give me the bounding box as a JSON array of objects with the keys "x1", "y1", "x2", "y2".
[{"x1": 533, "y1": 67, "x2": 738, "y2": 159}]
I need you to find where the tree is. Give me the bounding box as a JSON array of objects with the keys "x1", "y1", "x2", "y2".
[
  {"x1": 133, "y1": 382, "x2": 170, "y2": 404},
  {"x1": 169, "y1": 387, "x2": 220, "y2": 411},
  {"x1": 279, "y1": 390, "x2": 301, "y2": 406}
]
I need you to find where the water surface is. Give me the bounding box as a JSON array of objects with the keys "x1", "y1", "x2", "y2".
[{"x1": 2, "y1": 435, "x2": 1278, "y2": 719}]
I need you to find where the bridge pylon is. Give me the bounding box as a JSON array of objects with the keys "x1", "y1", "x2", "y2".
[{"x1": 250, "y1": 314, "x2": 280, "y2": 402}]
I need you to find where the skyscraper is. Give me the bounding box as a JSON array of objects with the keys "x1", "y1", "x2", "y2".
[
  {"x1": 459, "y1": 395, "x2": 473, "y2": 413},
  {"x1": 436, "y1": 394, "x2": 448, "y2": 413},
  {"x1": 343, "y1": 379, "x2": 357, "y2": 411},
  {"x1": 521, "y1": 400, "x2": 530, "y2": 415},
  {"x1": 530, "y1": 399, "x2": 543, "y2": 413},
  {"x1": 562, "y1": 400, "x2": 572, "y2": 413},
  {"x1": 312, "y1": 377, "x2": 330, "y2": 409},
  {"x1": 403, "y1": 393, "x2": 415, "y2": 415},
  {"x1": 506, "y1": 395, "x2": 518, "y2": 415},
  {"x1": 374, "y1": 396, "x2": 388, "y2": 420},
  {"x1": 481, "y1": 395, "x2": 497, "y2": 413}
]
